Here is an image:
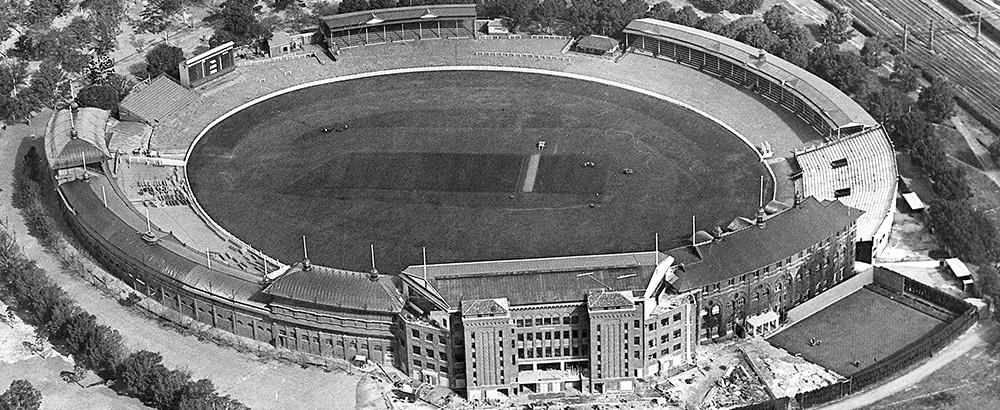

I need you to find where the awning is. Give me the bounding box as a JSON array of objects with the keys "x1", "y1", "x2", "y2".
[{"x1": 746, "y1": 310, "x2": 779, "y2": 328}]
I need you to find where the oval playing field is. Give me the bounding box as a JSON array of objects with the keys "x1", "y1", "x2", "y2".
[{"x1": 186, "y1": 69, "x2": 773, "y2": 273}]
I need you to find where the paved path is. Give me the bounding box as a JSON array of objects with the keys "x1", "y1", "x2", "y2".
[
  {"x1": 815, "y1": 323, "x2": 988, "y2": 410},
  {"x1": 0, "y1": 119, "x2": 361, "y2": 410}
]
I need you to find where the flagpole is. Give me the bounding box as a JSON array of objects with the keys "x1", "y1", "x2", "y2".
[
  {"x1": 422, "y1": 247, "x2": 427, "y2": 281},
  {"x1": 370, "y1": 244, "x2": 377, "y2": 273},
  {"x1": 302, "y1": 235, "x2": 308, "y2": 260},
  {"x1": 654, "y1": 233, "x2": 659, "y2": 265}
]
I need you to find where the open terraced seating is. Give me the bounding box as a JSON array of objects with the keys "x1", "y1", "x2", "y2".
[{"x1": 794, "y1": 127, "x2": 897, "y2": 249}]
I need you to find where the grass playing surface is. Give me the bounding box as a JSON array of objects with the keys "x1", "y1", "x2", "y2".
[
  {"x1": 187, "y1": 70, "x2": 772, "y2": 273},
  {"x1": 767, "y1": 287, "x2": 946, "y2": 377}
]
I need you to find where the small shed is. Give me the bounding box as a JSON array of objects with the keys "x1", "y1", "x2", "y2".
[
  {"x1": 485, "y1": 19, "x2": 508, "y2": 35},
  {"x1": 943, "y1": 258, "x2": 974, "y2": 292},
  {"x1": 902, "y1": 192, "x2": 926, "y2": 212},
  {"x1": 574, "y1": 35, "x2": 620, "y2": 55},
  {"x1": 268, "y1": 31, "x2": 294, "y2": 57}
]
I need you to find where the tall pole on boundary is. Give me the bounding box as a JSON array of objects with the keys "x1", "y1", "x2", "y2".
[
  {"x1": 370, "y1": 244, "x2": 377, "y2": 273},
  {"x1": 302, "y1": 235, "x2": 308, "y2": 260},
  {"x1": 422, "y1": 246, "x2": 427, "y2": 282},
  {"x1": 655, "y1": 233, "x2": 659, "y2": 266}
]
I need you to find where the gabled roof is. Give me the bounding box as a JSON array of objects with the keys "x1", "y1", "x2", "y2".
[
  {"x1": 576, "y1": 35, "x2": 620, "y2": 52},
  {"x1": 668, "y1": 197, "x2": 862, "y2": 291},
  {"x1": 45, "y1": 108, "x2": 110, "y2": 170},
  {"x1": 118, "y1": 76, "x2": 201, "y2": 124},
  {"x1": 270, "y1": 31, "x2": 292, "y2": 45},
  {"x1": 462, "y1": 298, "x2": 509, "y2": 317},
  {"x1": 623, "y1": 19, "x2": 877, "y2": 130},
  {"x1": 320, "y1": 5, "x2": 476, "y2": 31},
  {"x1": 402, "y1": 252, "x2": 663, "y2": 307},
  {"x1": 263, "y1": 263, "x2": 403, "y2": 313},
  {"x1": 588, "y1": 291, "x2": 634, "y2": 310}
]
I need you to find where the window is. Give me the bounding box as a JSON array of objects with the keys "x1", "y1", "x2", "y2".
[
  {"x1": 729, "y1": 278, "x2": 736, "y2": 286},
  {"x1": 673, "y1": 313, "x2": 681, "y2": 322},
  {"x1": 648, "y1": 323, "x2": 655, "y2": 331},
  {"x1": 661, "y1": 335, "x2": 668, "y2": 343},
  {"x1": 563, "y1": 330, "x2": 570, "y2": 339},
  {"x1": 516, "y1": 319, "x2": 524, "y2": 327},
  {"x1": 426, "y1": 334, "x2": 433, "y2": 342},
  {"x1": 411, "y1": 329, "x2": 420, "y2": 338},
  {"x1": 545, "y1": 332, "x2": 552, "y2": 340},
  {"x1": 633, "y1": 337, "x2": 640, "y2": 345},
  {"x1": 517, "y1": 333, "x2": 524, "y2": 341},
  {"x1": 572, "y1": 330, "x2": 579, "y2": 339},
  {"x1": 673, "y1": 343, "x2": 681, "y2": 351},
  {"x1": 536, "y1": 332, "x2": 542, "y2": 340},
  {"x1": 563, "y1": 316, "x2": 571, "y2": 324},
  {"x1": 661, "y1": 318, "x2": 669, "y2": 326},
  {"x1": 544, "y1": 317, "x2": 552, "y2": 325},
  {"x1": 426, "y1": 348, "x2": 435, "y2": 357},
  {"x1": 648, "y1": 340, "x2": 654, "y2": 348},
  {"x1": 673, "y1": 329, "x2": 681, "y2": 338},
  {"x1": 535, "y1": 318, "x2": 543, "y2": 326},
  {"x1": 571, "y1": 316, "x2": 580, "y2": 324},
  {"x1": 412, "y1": 346, "x2": 421, "y2": 355},
  {"x1": 439, "y1": 336, "x2": 447, "y2": 345},
  {"x1": 518, "y1": 348, "x2": 524, "y2": 358},
  {"x1": 413, "y1": 360, "x2": 422, "y2": 367},
  {"x1": 634, "y1": 320, "x2": 640, "y2": 328}
]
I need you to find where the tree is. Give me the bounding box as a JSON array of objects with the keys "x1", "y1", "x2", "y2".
[
  {"x1": 976, "y1": 265, "x2": 1000, "y2": 320},
  {"x1": 988, "y1": 139, "x2": 1000, "y2": 165},
  {"x1": 0, "y1": 380, "x2": 41, "y2": 410},
  {"x1": 0, "y1": 0, "x2": 28, "y2": 43},
  {"x1": 927, "y1": 200, "x2": 1000, "y2": 263},
  {"x1": 76, "y1": 85, "x2": 120, "y2": 111},
  {"x1": 819, "y1": 6, "x2": 854, "y2": 44},
  {"x1": 860, "y1": 35, "x2": 889, "y2": 68},
  {"x1": 807, "y1": 44, "x2": 869, "y2": 95},
  {"x1": 763, "y1": 5, "x2": 795, "y2": 38},
  {"x1": 337, "y1": 0, "x2": 368, "y2": 14},
  {"x1": 85, "y1": 55, "x2": 116, "y2": 85},
  {"x1": 768, "y1": 25, "x2": 812, "y2": 67},
  {"x1": 696, "y1": 15, "x2": 727, "y2": 35},
  {"x1": 137, "y1": 0, "x2": 182, "y2": 34},
  {"x1": 667, "y1": 5, "x2": 699, "y2": 28},
  {"x1": 918, "y1": 75, "x2": 957, "y2": 123},
  {"x1": 82, "y1": 0, "x2": 127, "y2": 54},
  {"x1": 208, "y1": 0, "x2": 271, "y2": 46},
  {"x1": 699, "y1": 0, "x2": 734, "y2": 14},
  {"x1": 25, "y1": 60, "x2": 69, "y2": 109},
  {"x1": 311, "y1": 1, "x2": 339, "y2": 17},
  {"x1": 24, "y1": 0, "x2": 70, "y2": 27},
  {"x1": 114, "y1": 351, "x2": 164, "y2": 400},
  {"x1": 482, "y1": 0, "x2": 536, "y2": 30},
  {"x1": 645, "y1": 1, "x2": 672, "y2": 21},
  {"x1": 0, "y1": 59, "x2": 36, "y2": 125},
  {"x1": 146, "y1": 367, "x2": 190, "y2": 409},
  {"x1": 720, "y1": 16, "x2": 775, "y2": 49},
  {"x1": 623, "y1": 0, "x2": 648, "y2": 21},
  {"x1": 886, "y1": 111, "x2": 932, "y2": 150},
  {"x1": 863, "y1": 86, "x2": 905, "y2": 124},
  {"x1": 145, "y1": 43, "x2": 185, "y2": 80},
  {"x1": 368, "y1": 0, "x2": 396, "y2": 9},
  {"x1": 728, "y1": 0, "x2": 763, "y2": 15}
]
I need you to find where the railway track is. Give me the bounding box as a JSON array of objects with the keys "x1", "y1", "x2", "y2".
[{"x1": 834, "y1": 0, "x2": 1000, "y2": 131}]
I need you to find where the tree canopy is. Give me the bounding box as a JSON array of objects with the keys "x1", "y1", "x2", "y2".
[
  {"x1": 927, "y1": 199, "x2": 1000, "y2": 263},
  {"x1": 145, "y1": 44, "x2": 185, "y2": 80},
  {"x1": 0, "y1": 380, "x2": 41, "y2": 410},
  {"x1": 918, "y1": 75, "x2": 957, "y2": 123},
  {"x1": 819, "y1": 6, "x2": 854, "y2": 44}
]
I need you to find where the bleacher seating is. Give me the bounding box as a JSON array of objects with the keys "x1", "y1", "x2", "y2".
[{"x1": 794, "y1": 127, "x2": 897, "y2": 246}]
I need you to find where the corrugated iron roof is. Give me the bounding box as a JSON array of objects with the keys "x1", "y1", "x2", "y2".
[
  {"x1": 624, "y1": 19, "x2": 877, "y2": 130},
  {"x1": 668, "y1": 196, "x2": 861, "y2": 290},
  {"x1": 403, "y1": 252, "x2": 663, "y2": 307},
  {"x1": 118, "y1": 76, "x2": 201, "y2": 124},
  {"x1": 320, "y1": 5, "x2": 476, "y2": 31},
  {"x1": 263, "y1": 263, "x2": 403, "y2": 313},
  {"x1": 576, "y1": 35, "x2": 619, "y2": 52},
  {"x1": 45, "y1": 108, "x2": 110, "y2": 170}
]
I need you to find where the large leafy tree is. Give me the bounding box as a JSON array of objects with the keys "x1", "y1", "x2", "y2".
[
  {"x1": 763, "y1": 5, "x2": 795, "y2": 38},
  {"x1": 208, "y1": 0, "x2": 271, "y2": 46},
  {"x1": 0, "y1": 59, "x2": 36, "y2": 125},
  {"x1": 860, "y1": 35, "x2": 889, "y2": 68},
  {"x1": 927, "y1": 200, "x2": 1000, "y2": 263},
  {"x1": 819, "y1": 6, "x2": 854, "y2": 44},
  {"x1": 729, "y1": 0, "x2": 763, "y2": 15},
  {"x1": 645, "y1": 1, "x2": 672, "y2": 20},
  {"x1": 862, "y1": 86, "x2": 905, "y2": 124},
  {"x1": 76, "y1": 85, "x2": 121, "y2": 111},
  {"x1": 700, "y1": 0, "x2": 734, "y2": 14},
  {"x1": 891, "y1": 53, "x2": 920, "y2": 92},
  {"x1": 25, "y1": 60, "x2": 70, "y2": 110},
  {"x1": 807, "y1": 44, "x2": 870, "y2": 96},
  {"x1": 918, "y1": 75, "x2": 957, "y2": 123},
  {"x1": 482, "y1": 0, "x2": 536, "y2": 31},
  {"x1": 145, "y1": 43, "x2": 185, "y2": 80},
  {"x1": 696, "y1": 15, "x2": 727, "y2": 34},
  {"x1": 667, "y1": 5, "x2": 699, "y2": 28},
  {"x1": 337, "y1": 0, "x2": 368, "y2": 14},
  {"x1": 0, "y1": 0, "x2": 28, "y2": 43},
  {"x1": 0, "y1": 380, "x2": 42, "y2": 410}
]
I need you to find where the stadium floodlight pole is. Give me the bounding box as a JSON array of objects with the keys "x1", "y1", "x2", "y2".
[{"x1": 302, "y1": 235, "x2": 308, "y2": 260}]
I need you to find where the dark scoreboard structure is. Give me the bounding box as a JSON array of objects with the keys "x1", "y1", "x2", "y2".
[{"x1": 178, "y1": 42, "x2": 236, "y2": 88}]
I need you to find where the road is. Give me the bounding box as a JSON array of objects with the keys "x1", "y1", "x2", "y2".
[{"x1": 0, "y1": 116, "x2": 362, "y2": 410}]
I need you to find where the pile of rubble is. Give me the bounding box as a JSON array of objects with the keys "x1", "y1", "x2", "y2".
[
  {"x1": 702, "y1": 359, "x2": 772, "y2": 409},
  {"x1": 742, "y1": 338, "x2": 841, "y2": 398}
]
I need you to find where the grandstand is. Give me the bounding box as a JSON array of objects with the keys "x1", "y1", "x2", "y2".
[
  {"x1": 319, "y1": 5, "x2": 477, "y2": 51},
  {"x1": 793, "y1": 127, "x2": 898, "y2": 257},
  {"x1": 623, "y1": 19, "x2": 878, "y2": 137}
]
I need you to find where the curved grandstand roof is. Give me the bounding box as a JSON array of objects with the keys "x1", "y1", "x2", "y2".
[
  {"x1": 320, "y1": 4, "x2": 477, "y2": 31},
  {"x1": 263, "y1": 263, "x2": 403, "y2": 313},
  {"x1": 45, "y1": 108, "x2": 111, "y2": 170},
  {"x1": 623, "y1": 19, "x2": 877, "y2": 131},
  {"x1": 794, "y1": 127, "x2": 897, "y2": 242}
]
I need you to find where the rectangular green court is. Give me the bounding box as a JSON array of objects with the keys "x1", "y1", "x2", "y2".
[{"x1": 767, "y1": 286, "x2": 946, "y2": 377}]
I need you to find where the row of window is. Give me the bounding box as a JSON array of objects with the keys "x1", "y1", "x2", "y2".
[
  {"x1": 410, "y1": 329, "x2": 447, "y2": 345},
  {"x1": 515, "y1": 315, "x2": 581, "y2": 328},
  {"x1": 517, "y1": 329, "x2": 589, "y2": 341},
  {"x1": 517, "y1": 345, "x2": 589, "y2": 359}
]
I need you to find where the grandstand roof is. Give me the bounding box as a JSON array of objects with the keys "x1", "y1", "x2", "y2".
[
  {"x1": 45, "y1": 108, "x2": 111, "y2": 170},
  {"x1": 263, "y1": 262, "x2": 403, "y2": 313},
  {"x1": 320, "y1": 5, "x2": 477, "y2": 31},
  {"x1": 61, "y1": 178, "x2": 265, "y2": 304},
  {"x1": 401, "y1": 252, "x2": 664, "y2": 308},
  {"x1": 669, "y1": 197, "x2": 862, "y2": 291},
  {"x1": 794, "y1": 127, "x2": 897, "y2": 241},
  {"x1": 623, "y1": 19, "x2": 877, "y2": 130},
  {"x1": 118, "y1": 76, "x2": 201, "y2": 125}
]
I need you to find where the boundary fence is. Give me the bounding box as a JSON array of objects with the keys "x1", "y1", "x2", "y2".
[
  {"x1": 472, "y1": 51, "x2": 570, "y2": 61},
  {"x1": 736, "y1": 268, "x2": 978, "y2": 409}
]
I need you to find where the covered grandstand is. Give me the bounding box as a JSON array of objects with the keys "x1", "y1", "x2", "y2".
[
  {"x1": 793, "y1": 127, "x2": 897, "y2": 257},
  {"x1": 623, "y1": 19, "x2": 878, "y2": 137},
  {"x1": 319, "y1": 5, "x2": 477, "y2": 51}
]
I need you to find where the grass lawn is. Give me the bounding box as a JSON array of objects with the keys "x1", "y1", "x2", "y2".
[
  {"x1": 188, "y1": 70, "x2": 772, "y2": 273},
  {"x1": 767, "y1": 287, "x2": 945, "y2": 377}
]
